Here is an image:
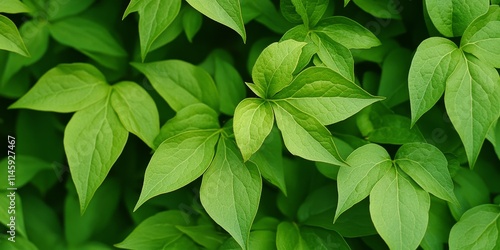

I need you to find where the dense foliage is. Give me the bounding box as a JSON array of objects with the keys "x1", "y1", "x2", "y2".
[{"x1": 1, "y1": 0, "x2": 500, "y2": 249}]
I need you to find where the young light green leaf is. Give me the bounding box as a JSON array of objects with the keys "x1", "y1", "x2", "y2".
[
  {"x1": 234, "y1": 98, "x2": 274, "y2": 161},
  {"x1": 136, "y1": 130, "x2": 219, "y2": 211},
  {"x1": 155, "y1": 103, "x2": 219, "y2": 146},
  {"x1": 182, "y1": 5, "x2": 203, "y2": 42},
  {"x1": 115, "y1": 210, "x2": 190, "y2": 249},
  {"x1": 272, "y1": 100, "x2": 346, "y2": 166},
  {"x1": 111, "y1": 81, "x2": 160, "y2": 149},
  {"x1": 352, "y1": 0, "x2": 402, "y2": 20},
  {"x1": 276, "y1": 222, "x2": 308, "y2": 250},
  {"x1": 132, "y1": 60, "x2": 220, "y2": 112},
  {"x1": 0, "y1": 0, "x2": 30, "y2": 13},
  {"x1": 290, "y1": 0, "x2": 329, "y2": 28},
  {"x1": 252, "y1": 39, "x2": 307, "y2": 98},
  {"x1": 9, "y1": 63, "x2": 110, "y2": 112},
  {"x1": 311, "y1": 32, "x2": 355, "y2": 81},
  {"x1": 2, "y1": 20, "x2": 49, "y2": 85},
  {"x1": 408, "y1": 37, "x2": 460, "y2": 125},
  {"x1": 200, "y1": 139, "x2": 262, "y2": 250},
  {"x1": 0, "y1": 14, "x2": 29, "y2": 56},
  {"x1": 249, "y1": 126, "x2": 287, "y2": 195},
  {"x1": 425, "y1": 0, "x2": 489, "y2": 37},
  {"x1": 185, "y1": 0, "x2": 246, "y2": 42},
  {"x1": 64, "y1": 97, "x2": 128, "y2": 213},
  {"x1": 395, "y1": 143, "x2": 458, "y2": 203},
  {"x1": 461, "y1": 6, "x2": 500, "y2": 68},
  {"x1": 123, "y1": 0, "x2": 181, "y2": 61},
  {"x1": 444, "y1": 53, "x2": 500, "y2": 167},
  {"x1": 449, "y1": 204, "x2": 500, "y2": 250},
  {"x1": 275, "y1": 67, "x2": 382, "y2": 125},
  {"x1": 49, "y1": 16, "x2": 127, "y2": 69},
  {"x1": 370, "y1": 168, "x2": 431, "y2": 250},
  {"x1": 335, "y1": 144, "x2": 392, "y2": 221},
  {"x1": 313, "y1": 16, "x2": 381, "y2": 49}
]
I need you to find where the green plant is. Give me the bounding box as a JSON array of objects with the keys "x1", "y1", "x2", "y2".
[{"x1": 1, "y1": 0, "x2": 500, "y2": 249}]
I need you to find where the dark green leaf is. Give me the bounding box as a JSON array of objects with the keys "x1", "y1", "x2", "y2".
[
  {"x1": 276, "y1": 222, "x2": 308, "y2": 250},
  {"x1": 352, "y1": 0, "x2": 402, "y2": 20},
  {"x1": 0, "y1": 155, "x2": 52, "y2": 189}
]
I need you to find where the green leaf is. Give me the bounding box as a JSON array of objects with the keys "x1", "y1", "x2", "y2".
[
  {"x1": 64, "y1": 179, "x2": 120, "y2": 245},
  {"x1": 182, "y1": 5, "x2": 203, "y2": 42},
  {"x1": 201, "y1": 51, "x2": 246, "y2": 115},
  {"x1": 461, "y1": 6, "x2": 500, "y2": 68},
  {"x1": 132, "y1": 60, "x2": 220, "y2": 112},
  {"x1": 136, "y1": 130, "x2": 219, "y2": 210},
  {"x1": 111, "y1": 81, "x2": 159, "y2": 149},
  {"x1": 365, "y1": 114, "x2": 427, "y2": 145},
  {"x1": 9, "y1": 63, "x2": 110, "y2": 112},
  {"x1": 313, "y1": 16, "x2": 381, "y2": 49},
  {"x1": 421, "y1": 197, "x2": 455, "y2": 249},
  {"x1": 123, "y1": 0, "x2": 181, "y2": 61},
  {"x1": 0, "y1": 0, "x2": 30, "y2": 13},
  {"x1": 176, "y1": 225, "x2": 227, "y2": 249},
  {"x1": 280, "y1": 0, "x2": 303, "y2": 24},
  {"x1": 200, "y1": 139, "x2": 262, "y2": 250},
  {"x1": 0, "y1": 14, "x2": 29, "y2": 56},
  {"x1": 249, "y1": 126, "x2": 287, "y2": 195},
  {"x1": 487, "y1": 118, "x2": 500, "y2": 159},
  {"x1": 425, "y1": 0, "x2": 489, "y2": 37},
  {"x1": 0, "y1": 155, "x2": 52, "y2": 189},
  {"x1": 155, "y1": 103, "x2": 219, "y2": 147},
  {"x1": 1, "y1": 20, "x2": 49, "y2": 85},
  {"x1": 47, "y1": 0, "x2": 96, "y2": 21},
  {"x1": 234, "y1": 98, "x2": 274, "y2": 161},
  {"x1": 444, "y1": 53, "x2": 500, "y2": 167},
  {"x1": 301, "y1": 227, "x2": 350, "y2": 250},
  {"x1": 395, "y1": 143, "x2": 458, "y2": 203},
  {"x1": 378, "y1": 47, "x2": 412, "y2": 108},
  {"x1": 408, "y1": 37, "x2": 460, "y2": 125},
  {"x1": 272, "y1": 100, "x2": 345, "y2": 166},
  {"x1": 448, "y1": 167, "x2": 490, "y2": 220},
  {"x1": 0, "y1": 191, "x2": 27, "y2": 237},
  {"x1": 449, "y1": 204, "x2": 500, "y2": 250},
  {"x1": 115, "y1": 210, "x2": 191, "y2": 249},
  {"x1": 335, "y1": 144, "x2": 392, "y2": 221},
  {"x1": 311, "y1": 32, "x2": 354, "y2": 81},
  {"x1": 49, "y1": 16, "x2": 127, "y2": 69},
  {"x1": 242, "y1": 0, "x2": 293, "y2": 34},
  {"x1": 370, "y1": 168, "x2": 431, "y2": 250},
  {"x1": 185, "y1": 0, "x2": 246, "y2": 42},
  {"x1": 291, "y1": 0, "x2": 329, "y2": 28},
  {"x1": 352, "y1": 0, "x2": 402, "y2": 20},
  {"x1": 251, "y1": 39, "x2": 307, "y2": 98},
  {"x1": 276, "y1": 222, "x2": 308, "y2": 250},
  {"x1": 64, "y1": 96, "x2": 128, "y2": 213},
  {"x1": 0, "y1": 236, "x2": 37, "y2": 250},
  {"x1": 275, "y1": 67, "x2": 382, "y2": 125}
]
